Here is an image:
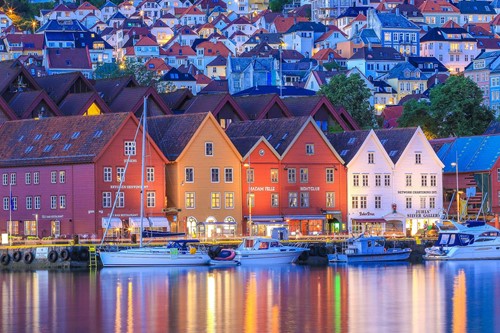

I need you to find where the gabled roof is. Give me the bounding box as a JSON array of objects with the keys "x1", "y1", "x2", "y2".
[
  {"x1": 207, "y1": 55, "x2": 227, "y2": 67},
  {"x1": 198, "y1": 80, "x2": 228, "y2": 94},
  {"x1": 272, "y1": 17, "x2": 309, "y2": 34},
  {"x1": 8, "y1": 90, "x2": 62, "y2": 119},
  {"x1": 196, "y1": 41, "x2": 231, "y2": 57},
  {"x1": 109, "y1": 87, "x2": 171, "y2": 115},
  {"x1": 233, "y1": 85, "x2": 316, "y2": 97},
  {"x1": 420, "y1": 27, "x2": 476, "y2": 42},
  {"x1": 437, "y1": 134, "x2": 500, "y2": 173},
  {"x1": 162, "y1": 67, "x2": 196, "y2": 81},
  {"x1": 376, "y1": 12, "x2": 420, "y2": 30},
  {"x1": 349, "y1": 46, "x2": 404, "y2": 61},
  {"x1": 183, "y1": 93, "x2": 247, "y2": 120},
  {"x1": 326, "y1": 130, "x2": 371, "y2": 164},
  {"x1": 46, "y1": 48, "x2": 92, "y2": 70},
  {"x1": 158, "y1": 89, "x2": 194, "y2": 111},
  {"x1": 418, "y1": 0, "x2": 459, "y2": 13},
  {"x1": 135, "y1": 36, "x2": 158, "y2": 46},
  {"x1": 78, "y1": 1, "x2": 99, "y2": 11},
  {"x1": 0, "y1": 113, "x2": 132, "y2": 167},
  {"x1": 232, "y1": 94, "x2": 291, "y2": 120},
  {"x1": 455, "y1": 1, "x2": 496, "y2": 15},
  {"x1": 284, "y1": 21, "x2": 327, "y2": 34},
  {"x1": 92, "y1": 75, "x2": 139, "y2": 104},
  {"x1": 375, "y1": 127, "x2": 417, "y2": 163},
  {"x1": 34, "y1": 72, "x2": 95, "y2": 105},
  {"x1": 58, "y1": 92, "x2": 111, "y2": 116}
]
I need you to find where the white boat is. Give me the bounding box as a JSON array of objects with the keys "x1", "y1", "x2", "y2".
[
  {"x1": 100, "y1": 240, "x2": 210, "y2": 267},
  {"x1": 209, "y1": 248, "x2": 241, "y2": 267},
  {"x1": 99, "y1": 97, "x2": 210, "y2": 267},
  {"x1": 328, "y1": 235, "x2": 411, "y2": 263},
  {"x1": 423, "y1": 220, "x2": 500, "y2": 260},
  {"x1": 234, "y1": 237, "x2": 308, "y2": 264}
]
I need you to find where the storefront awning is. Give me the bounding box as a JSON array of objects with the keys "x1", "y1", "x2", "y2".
[
  {"x1": 245, "y1": 215, "x2": 284, "y2": 222},
  {"x1": 102, "y1": 217, "x2": 123, "y2": 228},
  {"x1": 129, "y1": 217, "x2": 149, "y2": 228},
  {"x1": 284, "y1": 215, "x2": 326, "y2": 220},
  {"x1": 352, "y1": 218, "x2": 386, "y2": 223},
  {"x1": 253, "y1": 221, "x2": 289, "y2": 225},
  {"x1": 148, "y1": 217, "x2": 170, "y2": 228}
]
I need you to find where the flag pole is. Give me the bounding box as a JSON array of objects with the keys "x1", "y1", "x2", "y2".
[{"x1": 9, "y1": 182, "x2": 12, "y2": 246}]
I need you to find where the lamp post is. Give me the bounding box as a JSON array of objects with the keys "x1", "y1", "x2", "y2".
[
  {"x1": 451, "y1": 161, "x2": 460, "y2": 223},
  {"x1": 244, "y1": 159, "x2": 253, "y2": 236}
]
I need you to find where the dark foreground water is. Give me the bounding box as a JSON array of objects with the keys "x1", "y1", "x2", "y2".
[{"x1": 1, "y1": 261, "x2": 499, "y2": 333}]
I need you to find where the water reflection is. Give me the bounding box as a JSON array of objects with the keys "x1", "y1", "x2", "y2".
[{"x1": 1, "y1": 262, "x2": 499, "y2": 332}]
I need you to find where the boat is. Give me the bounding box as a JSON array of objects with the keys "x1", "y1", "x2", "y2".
[
  {"x1": 234, "y1": 237, "x2": 308, "y2": 264},
  {"x1": 423, "y1": 219, "x2": 500, "y2": 260},
  {"x1": 141, "y1": 230, "x2": 186, "y2": 238},
  {"x1": 209, "y1": 248, "x2": 240, "y2": 266},
  {"x1": 328, "y1": 235, "x2": 411, "y2": 263},
  {"x1": 100, "y1": 240, "x2": 210, "y2": 267},
  {"x1": 99, "y1": 97, "x2": 210, "y2": 267}
]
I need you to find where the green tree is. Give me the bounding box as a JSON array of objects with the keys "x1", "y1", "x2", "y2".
[
  {"x1": 317, "y1": 73, "x2": 376, "y2": 129},
  {"x1": 398, "y1": 99, "x2": 436, "y2": 138}
]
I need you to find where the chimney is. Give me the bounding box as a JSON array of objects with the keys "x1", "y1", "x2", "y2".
[
  {"x1": 395, "y1": 8, "x2": 400, "y2": 16},
  {"x1": 368, "y1": 41, "x2": 372, "y2": 51}
]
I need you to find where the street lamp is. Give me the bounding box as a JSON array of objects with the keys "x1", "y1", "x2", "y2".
[
  {"x1": 451, "y1": 161, "x2": 460, "y2": 223},
  {"x1": 244, "y1": 160, "x2": 253, "y2": 236}
]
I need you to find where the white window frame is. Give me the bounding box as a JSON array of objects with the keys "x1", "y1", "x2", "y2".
[
  {"x1": 185, "y1": 192, "x2": 195, "y2": 209},
  {"x1": 104, "y1": 167, "x2": 112, "y2": 182},
  {"x1": 124, "y1": 141, "x2": 136, "y2": 156}
]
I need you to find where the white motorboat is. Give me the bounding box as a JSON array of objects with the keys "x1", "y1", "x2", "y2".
[
  {"x1": 99, "y1": 240, "x2": 210, "y2": 267},
  {"x1": 423, "y1": 220, "x2": 500, "y2": 260},
  {"x1": 209, "y1": 248, "x2": 241, "y2": 266},
  {"x1": 234, "y1": 237, "x2": 308, "y2": 265},
  {"x1": 328, "y1": 235, "x2": 411, "y2": 263}
]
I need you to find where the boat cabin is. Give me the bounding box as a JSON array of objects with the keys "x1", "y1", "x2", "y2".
[
  {"x1": 344, "y1": 236, "x2": 386, "y2": 255},
  {"x1": 240, "y1": 238, "x2": 282, "y2": 250}
]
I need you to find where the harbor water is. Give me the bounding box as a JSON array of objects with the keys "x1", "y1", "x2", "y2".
[{"x1": 1, "y1": 261, "x2": 499, "y2": 333}]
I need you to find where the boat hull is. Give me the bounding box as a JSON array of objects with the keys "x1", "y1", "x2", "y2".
[
  {"x1": 328, "y1": 249, "x2": 411, "y2": 263},
  {"x1": 99, "y1": 248, "x2": 211, "y2": 267},
  {"x1": 424, "y1": 245, "x2": 500, "y2": 261},
  {"x1": 236, "y1": 249, "x2": 304, "y2": 264}
]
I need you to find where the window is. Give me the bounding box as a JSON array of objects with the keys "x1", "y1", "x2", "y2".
[
  {"x1": 211, "y1": 168, "x2": 220, "y2": 183},
  {"x1": 104, "y1": 167, "x2": 112, "y2": 182},
  {"x1": 117, "y1": 167, "x2": 125, "y2": 182},
  {"x1": 430, "y1": 197, "x2": 436, "y2": 209},
  {"x1": 289, "y1": 192, "x2": 298, "y2": 207},
  {"x1": 430, "y1": 174, "x2": 437, "y2": 187},
  {"x1": 103, "y1": 192, "x2": 112, "y2": 208},
  {"x1": 420, "y1": 197, "x2": 426, "y2": 209},
  {"x1": 211, "y1": 192, "x2": 221, "y2": 209},
  {"x1": 326, "y1": 192, "x2": 335, "y2": 207},
  {"x1": 300, "y1": 168, "x2": 308, "y2": 183},
  {"x1": 362, "y1": 174, "x2": 368, "y2": 187},
  {"x1": 326, "y1": 168, "x2": 334, "y2": 183},
  {"x1": 246, "y1": 168, "x2": 254, "y2": 183},
  {"x1": 384, "y1": 174, "x2": 391, "y2": 186},
  {"x1": 352, "y1": 196, "x2": 359, "y2": 209},
  {"x1": 147, "y1": 191, "x2": 156, "y2": 208},
  {"x1": 59, "y1": 195, "x2": 66, "y2": 209},
  {"x1": 147, "y1": 167, "x2": 154, "y2": 182},
  {"x1": 3, "y1": 197, "x2": 8, "y2": 210},
  {"x1": 59, "y1": 171, "x2": 66, "y2": 184},
  {"x1": 2, "y1": 174, "x2": 7, "y2": 185},
  {"x1": 50, "y1": 171, "x2": 57, "y2": 184},
  {"x1": 26, "y1": 196, "x2": 32, "y2": 210},
  {"x1": 34, "y1": 196, "x2": 40, "y2": 210},
  {"x1": 225, "y1": 192, "x2": 234, "y2": 209},
  {"x1": 375, "y1": 174, "x2": 381, "y2": 187},
  {"x1": 116, "y1": 192, "x2": 124, "y2": 208},
  {"x1": 288, "y1": 168, "x2": 296, "y2": 183},
  {"x1": 224, "y1": 168, "x2": 233, "y2": 183},
  {"x1": 421, "y1": 174, "x2": 428, "y2": 187},
  {"x1": 124, "y1": 141, "x2": 136, "y2": 156},
  {"x1": 300, "y1": 192, "x2": 309, "y2": 207},
  {"x1": 375, "y1": 195, "x2": 381, "y2": 209},
  {"x1": 24, "y1": 172, "x2": 31, "y2": 185},
  {"x1": 34, "y1": 172, "x2": 39, "y2": 185},
  {"x1": 50, "y1": 195, "x2": 57, "y2": 209},
  {"x1": 270, "y1": 193, "x2": 278, "y2": 207},
  {"x1": 406, "y1": 174, "x2": 412, "y2": 187},
  {"x1": 205, "y1": 142, "x2": 213, "y2": 156},
  {"x1": 247, "y1": 193, "x2": 255, "y2": 208},
  {"x1": 306, "y1": 144, "x2": 314, "y2": 155},
  {"x1": 10, "y1": 173, "x2": 16, "y2": 185},
  {"x1": 406, "y1": 197, "x2": 412, "y2": 209},
  {"x1": 353, "y1": 174, "x2": 360, "y2": 187},
  {"x1": 368, "y1": 152, "x2": 374, "y2": 164},
  {"x1": 360, "y1": 196, "x2": 367, "y2": 209},
  {"x1": 271, "y1": 169, "x2": 279, "y2": 183},
  {"x1": 185, "y1": 167, "x2": 194, "y2": 183},
  {"x1": 185, "y1": 192, "x2": 195, "y2": 208},
  {"x1": 415, "y1": 152, "x2": 422, "y2": 164}
]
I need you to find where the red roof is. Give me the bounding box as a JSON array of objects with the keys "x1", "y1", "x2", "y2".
[
  {"x1": 381, "y1": 106, "x2": 403, "y2": 128},
  {"x1": 46, "y1": 48, "x2": 92, "y2": 70},
  {"x1": 135, "y1": 36, "x2": 159, "y2": 46},
  {"x1": 77, "y1": 1, "x2": 98, "y2": 11}
]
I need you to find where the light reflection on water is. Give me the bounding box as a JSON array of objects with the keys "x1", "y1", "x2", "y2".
[{"x1": 1, "y1": 261, "x2": 499, "y2": 333}]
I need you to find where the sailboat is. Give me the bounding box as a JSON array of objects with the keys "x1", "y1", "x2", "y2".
[{"x1": 99, "y1": 96, "x2": 210, "y2": 267}]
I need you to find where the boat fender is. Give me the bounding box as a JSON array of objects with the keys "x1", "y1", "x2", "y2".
[
  {"x1": 48, "y1": 250, "x2": 59, "y2": 263},
  {"x1": 24, "y1": 252, "x2": 34, "y2": 264},
  {"x1": 1, "y1": 253, "x2": 11, "y2": 266},
  {"x1": 189, "y1": 247, "x2": 197, "y2": 255},
  {"x1": 79, "y1": 248, "x2": 90, "y2": 262},
  {"x1": 12, "y1": 251, "x2": 22, "y2": 262},
  {"x1": 60, "y1": 249, "x2": 70, "y2": 261}
]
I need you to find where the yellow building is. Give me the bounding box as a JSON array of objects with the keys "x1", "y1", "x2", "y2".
[{"x1": 147, "y1": 112, "x2": 243, "y2": 238}]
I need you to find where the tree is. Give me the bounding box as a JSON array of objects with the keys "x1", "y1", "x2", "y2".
[
  {"x1": 399, "y1": 75, "x2": 495, "y2": 138},
  {"x1": 318, "y1": 73, "x2": 376, "y2": 129}
]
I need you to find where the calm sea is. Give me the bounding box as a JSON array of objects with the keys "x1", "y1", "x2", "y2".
[{"x1": 1, "y1": 261, "x2": 499, "y2": 333}]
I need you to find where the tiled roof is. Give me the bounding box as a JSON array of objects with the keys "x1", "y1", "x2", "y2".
[
  {"x1": 375, "y1": 127, "x2": 417, "y2": 163},
  {"x1": 381, "y1": 106, "x2": 403, "y2": 128},
  {"x1": 58, "y1": 92, "x2": 109, "y2": 116},
  {"x1": 232, "y1": 85, "x2": 316, "y2": 97},
  {"x1": 92, "y1": 75, "x2": 138, "y2": 104},
  {"x1": 226, "y1": 117, "x2": 310, "y2": 155},
  {"x1": 147, "y1": 113, "x2": 207, "y2": 160},
  {"x1": 233, "y1": 94, "x2": 288, "y2": 120},
  {"x1": 376, "y1": 12, "x2": 420, "y2": 30},
  {"x1": 196, "y1": 41, "x2": 231, "y2": 57},
  {"x1": 195, "y1": 73, "x2": 211, "y2": 84},
  {"x1": 5, "y1": 34, "x2": 44, "y2": 50},
  {"x1": 326, "y1": 130, "x2": 370, "y2": 164},
  {"x1": 135, "y1": 36, "x2": 158, "y2": 46},
  {"x1": 34, "y1": 72, "x2": 94, "y2": 104},
  {"x1": 349, "y1": 46, "x2": 404, "y2": 61},
  {"x1": 158, "y1": 89, "x2": 193, "y2": 111},
  {"x1": 284, "y1": 21, "x2": 327, "y2": 34},
  {"x1": 108, "y1": 87, "x2": 157, "y2": 114},
  {"x1": 207, "y1": 55, "x2": 227, "y2": 66},
  {"x1": 418, "y1": 0, "x2": 459, "y2": 13},
  {"x1": 46, "y1": 48, "x2": 92, "y2": 70},
  {"x1": 272, "y1": 17, "x2": 308, "y2": 34},
  {"x1": 229, "y1": 136, "x2": 262, "y2": 157},
  {"x1": 455, "y1": 1, "x2": 496, "y2": 14},
  {"x1": 280, "y1": 95, "x2": 323, "y2": 117},
  {"x1": 0, "y1": 113, "x2": 131, "y2": 167},
  {"x1": 198, "y1": 80, "x2": 228, "y2": 94}
]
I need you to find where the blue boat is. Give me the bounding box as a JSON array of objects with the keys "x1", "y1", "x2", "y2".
[{"x1": 328, "y1": 235, "x2": 411, "y2": 263}]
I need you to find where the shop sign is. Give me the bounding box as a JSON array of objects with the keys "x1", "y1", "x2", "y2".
[
  {"x1": 407, "y1": 210, "x2": 440, "y2": 218},
  {"x1": 250, "y1": 186, "x2": 276, "y2": 191},
  {"x1": 359, "y1": 212, "x2": 375, "y2": 216},
  {"x1": 300, "y1": 186, "x2": 320, "y2": 191},
  {"x1": 397, "y1": 190, "x2": 437, "y2": 194}
]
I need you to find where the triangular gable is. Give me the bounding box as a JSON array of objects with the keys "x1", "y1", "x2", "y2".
[
  {"x1": 35, "y1": 71, "x2": 95, "y2": 105},
  {"x1": 240, "y1": 136, "x2": 281, "y2": 161},
  {"x1": 0, "y1": 62, "x2": 41, "y2": 101},
  {"x1": 0, "y1": 96, "x2": 18, "y2": 121},
  {"x1": 256, "y1": 94, "x2": 293, "y2": 119},
  {"x1": 395, "y1": 127, "x2": 444, "y2": 169},
  {"x1": 316, "y1": 96, "x2": 361, "y2": 131},
  {"x1": 184, "y1": 93, "x2": 248, "y2": 121},
  {"x1": 346, "y1": 129, "x2": 394, "y2": 168},
  {"x1": 58, "y1": 91, "x2": 112, "y2": 116},
  {"x1": 10, "y1": 90, "x2": 63, "y2": 119}
]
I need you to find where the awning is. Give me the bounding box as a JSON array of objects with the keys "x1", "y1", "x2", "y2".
[
  {"x1": 101, "y1": 217, "x2": 122, "y2": 228},
  {"x1": 200, "y1": 221, "x2": 237, "y2": 225},
  {"x1": 253, "y1": 221, "x2": 289, "y2": 225},
  {"x1": 245, "y1": 215, "x2": 284, "y2": 222},
  {"x1": 148, "y1": 217, "x2": 170, "y2": 228},
  {"x1": 129, "y1": 217, "x2": 149, "y2": 228},
  {"x1": 352, "y1": 218, "x2": 386, "y2": 223},
  {"x1": 284, "y1": 215, "x2": 326, "y2": 220}
]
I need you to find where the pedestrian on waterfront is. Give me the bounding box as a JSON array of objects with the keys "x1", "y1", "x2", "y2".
[{"x1": 423, "y1": 222, "x2": 428, "y2": 237}]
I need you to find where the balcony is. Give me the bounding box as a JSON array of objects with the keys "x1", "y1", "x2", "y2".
[{"x1": 449, "y1": 47, "x2": 463, "y2": 54}]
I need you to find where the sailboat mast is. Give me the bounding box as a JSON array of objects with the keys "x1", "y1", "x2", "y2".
[{"x1": 140, "y1": 96, "x2": 147, "y2": 247}]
